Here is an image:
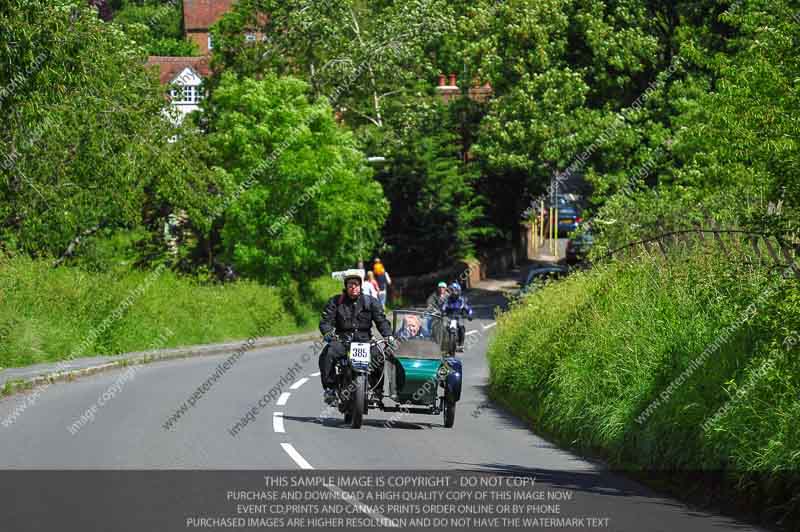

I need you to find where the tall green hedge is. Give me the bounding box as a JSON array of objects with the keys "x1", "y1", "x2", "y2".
[{"x1": 488, "y1": 246, "x2": 800, "y2": 525}]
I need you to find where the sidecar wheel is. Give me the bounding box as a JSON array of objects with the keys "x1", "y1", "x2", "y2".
[{"x1": 443, "y1": 396, "x2": 456, "y2": 428}]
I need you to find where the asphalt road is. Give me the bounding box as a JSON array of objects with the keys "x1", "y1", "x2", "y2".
[{"x1": 0, "y1": 296, "x2": 763, "y2": 531}]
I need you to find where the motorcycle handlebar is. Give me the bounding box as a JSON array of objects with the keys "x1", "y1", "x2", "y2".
[{"x1": 326, "y1": 333, "x2": 391, "y2": 347}]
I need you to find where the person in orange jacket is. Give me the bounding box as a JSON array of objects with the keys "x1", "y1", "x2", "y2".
[{"x1": 372, "y1": 258, "x2": 392, "y2": 309}]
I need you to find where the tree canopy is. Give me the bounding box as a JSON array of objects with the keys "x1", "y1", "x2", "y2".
[
  {"x1": 112, "y1": 1, "x2": 199, "y2": 56},
  {"x1": 0, "y1": 0, "x2": 216, "y2": 261},
  {"x1": 204, "y1": 73, "x2": 388, "y2": 282},
  {"x1": 3, "y1": 0, "x2": 797, "y2": 280}
]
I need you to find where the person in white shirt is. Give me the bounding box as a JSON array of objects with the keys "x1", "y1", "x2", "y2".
[{"x1": 362, "y1": 271, "x2": 379, "y2": 299}]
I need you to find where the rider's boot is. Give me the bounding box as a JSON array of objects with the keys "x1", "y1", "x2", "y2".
[{"x1": 323, "y1": 388, "x2": 337, "y2": 405}]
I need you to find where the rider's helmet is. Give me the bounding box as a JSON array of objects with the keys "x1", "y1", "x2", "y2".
[
  {"x1": 341, "y1": 269, "x2": 364, "y2": 288},
  {"x1": 437, "y1": 281, "x2": 447, "y2": 289},
  {"x1": 448, "y1": 282, "x2": 461, "y2": 300}
]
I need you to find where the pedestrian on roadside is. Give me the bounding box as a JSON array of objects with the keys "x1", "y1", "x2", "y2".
[
  {"x1": 362, "y1": 270, "x2": 380, "y2": 299},
  {"x1": 372, "y1": 258, "x2": 392, "y2": 309}
]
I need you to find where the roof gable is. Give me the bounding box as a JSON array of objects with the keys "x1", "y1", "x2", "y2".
[
  {"x1": 146, "y1": 56, "x2": 211, "y2": 85},
  {"x1": 172, "y1": 67, "x2": 203, "y2": 86}
]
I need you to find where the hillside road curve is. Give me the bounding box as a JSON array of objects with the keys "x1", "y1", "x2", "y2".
[{"x1": 0, "y1": 280, "x2": 764, "y2": 531}]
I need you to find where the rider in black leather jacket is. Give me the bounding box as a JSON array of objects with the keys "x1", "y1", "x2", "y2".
[{"x1": 318, "y1": 272, "x2": 394, "y2": 400}]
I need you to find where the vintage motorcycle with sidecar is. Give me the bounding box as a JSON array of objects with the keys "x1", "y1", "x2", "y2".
[{"x1": 328, "y1": 310, "x2": 463, "y2": 428}]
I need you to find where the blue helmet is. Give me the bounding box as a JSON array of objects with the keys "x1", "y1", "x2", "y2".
[{"x1": 448, "y1": 282, "x2": 461, "y2": 299}]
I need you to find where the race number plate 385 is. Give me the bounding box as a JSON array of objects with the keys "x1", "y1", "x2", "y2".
[{"x1": 349, "y1": 342, "x2": 371, "y2": 365}]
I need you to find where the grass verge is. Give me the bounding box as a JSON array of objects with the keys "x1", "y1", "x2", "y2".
[
  {"x1": 487, "y1": 246, "x2": 800, "y2": 529},
  {"x1": 0, "y1": 256, "x2": 339, "y2": 368}
]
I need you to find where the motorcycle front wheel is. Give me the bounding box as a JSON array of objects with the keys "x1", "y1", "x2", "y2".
[
  {"x1": 448, "y1": 331, "x2": 457, "y2": 356},
  {"x1": 350, "y1": 374, "x2": 366, "y2": 428}
]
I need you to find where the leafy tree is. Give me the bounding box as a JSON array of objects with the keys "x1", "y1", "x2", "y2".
[
  {"x1": 453, "y1": 0, "x2": 799, "y2": 250},
  {"x1": 113, "y1": 0, "x2": 198, "y2": 56},
  {"x1": 203, "y1": 72, "x2": 388, "y2": 283},
  {"x1": 0, "y1": 0, "x2": 217, "y2": 262},
  {"x1": 210, "y1": 0, "x2": 497, "y2": 272},
  {"x1": 669, "y1": 1, "x2": 798, "y2": 229},
  {"x1": 213, "y1": 0, "x2": 454, "y2": 127},
  {"x1": 460, "y1": 0, "x2": 664, "y2": 190},
  {"x1": 362, "y1": 97, "x2": 492, "y2": 272},
  {"x1": 587, "y1": 0, "x2": 800, "y2": 249}
]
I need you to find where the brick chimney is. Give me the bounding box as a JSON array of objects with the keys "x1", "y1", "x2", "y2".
[{"x1": 435, "y1": 73, "x2": 460, "y2": 104}]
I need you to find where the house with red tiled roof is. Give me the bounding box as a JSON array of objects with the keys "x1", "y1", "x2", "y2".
[
  {"x1": 147, "y1": 55, "x2": 211, "y2": 86},
  {"x1": 146, "y1": 1, "x2": 491, "y2": 125},
  {"x1": 146, "y1": 0, "x2": 235, "y2": 124},
  {"x1": 184, "y1": 0, "x2": 236, "y2": 55},
  {"x1": 146, "y1": 55, "x2": 211, "y2": 120}
]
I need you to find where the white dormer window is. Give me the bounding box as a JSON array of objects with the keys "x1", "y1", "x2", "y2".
[
  {"x1": 169, "y1": 67, "x2": 204, "y2": 105},
  {"x1": 245, "y1": 32, "x2": 256, "y2": 42},
  {"x1": 170, "y1": 85, "x2": 203, "y2": 104}
]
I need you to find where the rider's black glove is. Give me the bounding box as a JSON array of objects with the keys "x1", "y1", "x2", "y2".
[
  {"x1": 385, "y1": 336, "x2": 398, "y2": 356},
  {"x1": 323, "y1": 331, "x2": 335, "y2": 343}
]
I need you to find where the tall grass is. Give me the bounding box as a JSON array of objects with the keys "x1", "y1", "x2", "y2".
[
  {"x1": 487, "y1": 245, "x2": 800, "y2": 525},
  {"x1": 0, "y1": 256, "x2": 339, "y2": 368}
]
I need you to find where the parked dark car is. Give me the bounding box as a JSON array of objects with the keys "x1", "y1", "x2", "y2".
[
  {"x1": 566, "y1": 231, "x2": 594, "y2": 265},
  {"x1": 552, "y1": 205, "x2": 582, "y2": 236},
  {"x1": 518, "y1": 265, "x2": 569, "y2": 295},
  {"x1": 551, "y1": 195, "x2": 573, "y2": 208}
]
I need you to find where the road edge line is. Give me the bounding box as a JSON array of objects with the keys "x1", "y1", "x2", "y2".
[{"x1": 0, "y1": 333, "x2": 321, "y2": 398}]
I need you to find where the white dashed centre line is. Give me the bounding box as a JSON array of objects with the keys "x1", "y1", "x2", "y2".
[
  {"x1": 280, "y1": 443, "x2": 313, "y2": 469},
  {"x1": 309, "y1": 372, "x2": 321, "y2": 377},
  {"x1": 290, "y1": 377, "x2": 309, "y2": 390},
  {"x1": 273, "y1": 412, "x2": 285, "y2": 433},
  {"x1": 275, "y1": 374, "x2": 402, "y2": 527},
  {"x1": 483, "y1": 322, "x2": 497, "y2": 330}
]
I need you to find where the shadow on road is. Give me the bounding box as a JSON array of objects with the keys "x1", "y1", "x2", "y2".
[
  {"x1": 446, "y1": 462, "x2": 759, "y2": 531},
  {"x1": 465, "y1": 384, "x2": 560, "y2": 446},
  {"x1": 449, "y1": 461, "x2": 647, "y2": 498},
  {"x1": 466, "y1": 293, "x2": 507, "y2": 319},
  {"x1": 282, "y1": 414, "x2": 432, "y2": 430}
]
